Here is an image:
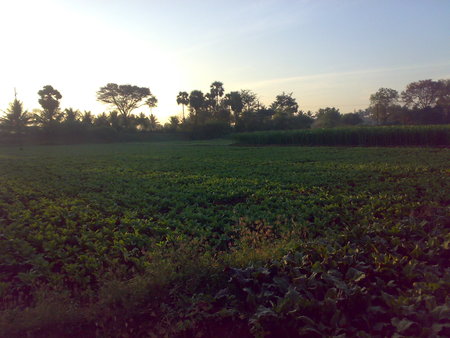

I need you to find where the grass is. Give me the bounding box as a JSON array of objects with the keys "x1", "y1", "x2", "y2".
[{"x1": 0, "y1": 142, "x2": 449, "y2": 336}]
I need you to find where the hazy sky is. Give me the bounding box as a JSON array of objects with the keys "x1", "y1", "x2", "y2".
[{"x1": 1, "y1": 0, "x2": 449, "y2": 122}]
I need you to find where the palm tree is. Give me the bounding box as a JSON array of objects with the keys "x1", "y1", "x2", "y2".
[
  {"x1": 136, "y1": 112, "x2": 150, "y2": 131},
  {"x1": 149, "y1": 114, "x2": 160, "y2": 131},
  {"x1": 204, "y1": 93, "x2": 215, "y2": 112},
  {"x1": 93, "y1": 113, "x2": 110, "y2": 127},
  {"x1": 189, "y1": 90, "x2": 205, "y2": 125},
  {"x1": 176, "y1": 91, "x2": 189, "y2": 122},
  {"x1": 168, "y1": 116, "x2": 179, "y2": 132},
  {"x1": 224, "y1": 91, "x2": 244, "y2": 124},
  {"x1": 63, "y1": 108, "x2": 80, "y2": 124},
  {"x1": 1, "y1": 90, "x2": 31, "y2": 136},
  {"x1": 81, "y1": 111, "x2": 94, "y2": 126},
  {"x1": 210, "y1": 81, "x2": 224, "y2": 107}
]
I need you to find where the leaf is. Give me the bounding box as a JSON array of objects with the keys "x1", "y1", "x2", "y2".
[
  {"x1": 368, "y1": 306, "x2": 386, "y2": 314},
  {"x1": 297, "y1": 315, "x2": 315, "y2": 326},
  {"x1": 345, "y1": 267, "x2": 366, "y2": 282},
  {"x1": 276, "y1": 286, "x2": 301, "y2": 313},
  {"x1": 250, "y1": 306, "x2": 276, "y2": 323},
  {"x1": 391, "y1": 318, "x2": 415, "y2": 333},
  {"x1": 311, "y1": 261, "x2": 323, "y2": 273},
  {"x1": 273, "y1": 276, "x2": 289, "y2": 292},
  {"x1": 322, "y1": 272, "x2": 348, "y2": 290},
  {"x1": 432, "y1": 322, "x2": 450, "y2": 334},
  {"x1": 430, "y1": 304, "x2": 450, "y2": 321}
]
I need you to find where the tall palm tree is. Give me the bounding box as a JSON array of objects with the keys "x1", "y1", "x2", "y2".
[
  {"x1": 176, "y1": 91, "x2": 189, "y2": 122},
  {"x1": 204, "y1": 93, "x2": 215, "y2": 112},
  {"x1": 189, "y1": 90, "x2": 205, "y2": 126},
  {"x1": 210, "y1": 81, "x2": 224, "y2": 107}
]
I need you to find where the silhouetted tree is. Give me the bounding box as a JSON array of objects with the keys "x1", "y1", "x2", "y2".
[
  {"x1": 271, "y1": 92, "x2": 298, "y2": 117},
  {"x1": 240, "y1": 90, "x2": 259, "y2": 112},
  {"x1": 224, "y1": 91, "x2": 243, "y2": 124},
  {"x1": 97, "y1": 83, "x2": 151, "y2": 119},
  {"x1": 149, "y1": 114, "x2": 160, "y2": 131},
  {"x1": 93, "y1": 113, "x2": 110, "y2": 127},
  {"x1": 81, "y1": 111, "x2": 94, "y2": 126},
  {"x1": 369, "y1": 88, "x2": 399, "y2": 124},
  {"x1": 176, "y1": 91, "x2": 189, "y2": 122},
  {"x1": 0, "y1": 91, "x2": 31, "y2": 137},
  {"x1": 436, "y1": 79, "x2": 450, "y2": 122},
  {"x1": 189, "y1": 90, "x2": 205, "y2": 125},
  {"x1": 63, "y1": 108, "x2": 80, "y2": 125},
  {"x1": 108, "y1": 111, "x2": 122, "y2": 130},
  {"x1": 167, "y1": 116, "x2": 180, "y2": 131},
  {"x1": 313, "y1": 107, "x2": 342, "y2": 128},
  {"x1": 401, "y1": 79, "x2": 444, "y2": 109},
  {"x1": 341, "y1": 112, "x2": 363, "y2": 125},
  {"x1": 204, "y1": 93, "x2": 216, "y2": 113},
  {"x1": 146, "y1": 94, "x2": 158, "y2": 113},
  {"x1": 35, "y1": 85, "x2": 63, "y2": 128},
  {"x1": 134, "y1": 112, "x2": 149, "y2": 131},
  {"x1": 210, "y1": 81, "x2": 224, "y2": 107}
]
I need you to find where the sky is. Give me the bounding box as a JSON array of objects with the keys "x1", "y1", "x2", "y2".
[{"x1": 0, "y1": 0, "x2": 449, "y2": 122}]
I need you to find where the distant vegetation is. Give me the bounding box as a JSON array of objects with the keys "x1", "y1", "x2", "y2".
[
  {"x1": 233, "y1": 125, "x2": 450, "y2": 147},
  {"x1": 0, "y1": 79, "x2": 449, "y2": 144}
]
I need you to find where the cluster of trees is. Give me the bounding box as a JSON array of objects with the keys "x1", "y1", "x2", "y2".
[
  {"x1": 171, "y1": 78, "x2": 449, "y2": 133},
  {"x1": 368, "y1": 79, "x2": 449, "y2": 125},
  {"x1": 175, "y1": 83, "x2": 313, "y2": 134},
  {"x1": 1, "y1": 79, "x2": 448, "y2": 144},
  {"x1": 0, "y1": 85, "x2": 166, "y2": 144}
]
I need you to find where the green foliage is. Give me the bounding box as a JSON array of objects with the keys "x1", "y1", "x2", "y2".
[
  {"x1": 270, "y1": 92, "x2": 298, "y2": 117},
  {"x1": 0, "y1": 143, "x2": 449, "y2": 336},
  {"x1": 313, "y1": 107, "x2": 342, "y2": 128},
  {"x1": 401, "y1": 79, "x2": 448, "y2": 109},
  {"x1": 233, "y1": 125, "x2": 450, "y2": 146},
  {"x1": 369, "y1": 88, "x2": 399, "y2": 124}
]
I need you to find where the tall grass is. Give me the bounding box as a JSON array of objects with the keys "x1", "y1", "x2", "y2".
[{"x1": 233, "y1": 125, "x2": 450, "y2": 146}]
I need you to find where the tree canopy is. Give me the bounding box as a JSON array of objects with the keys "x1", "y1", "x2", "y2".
[
  {"x1": 97, "y1": 83, "x2": 152, "y2": 118},
  {"x1": 35, "y1": 85, "x2": 63, "y2": 128},
  {"x1": 401, "y1": 79, "x2": 446, "y2": 109},
  {"x1": 271, "y1": 92, "x2": 298, "y2": 116},
  {"x1": 369, "y1": 88, "x2": 399, "y2": 124}
]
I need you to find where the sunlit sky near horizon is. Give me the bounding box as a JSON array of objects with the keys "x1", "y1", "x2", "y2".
[{"x1": 1, "y1": 0, "x2": 449, "y2": 122}]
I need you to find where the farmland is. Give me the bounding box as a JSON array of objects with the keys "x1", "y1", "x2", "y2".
[{"x1": 1, "y1": 141, "x2": 449, "y2": 336}]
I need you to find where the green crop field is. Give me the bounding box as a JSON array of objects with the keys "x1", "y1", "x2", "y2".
[{"x1": 1, "y1": 141, "x2": 449, "y2": 337}]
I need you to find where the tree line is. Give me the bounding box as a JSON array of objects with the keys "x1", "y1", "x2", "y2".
[{"x1": 0, "y1": 79, "x2": 448, "y2": 144}]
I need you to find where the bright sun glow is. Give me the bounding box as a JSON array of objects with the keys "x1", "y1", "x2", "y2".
[{"x1": 0, "y1": 0, "x2": 186, "y2": 121}]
